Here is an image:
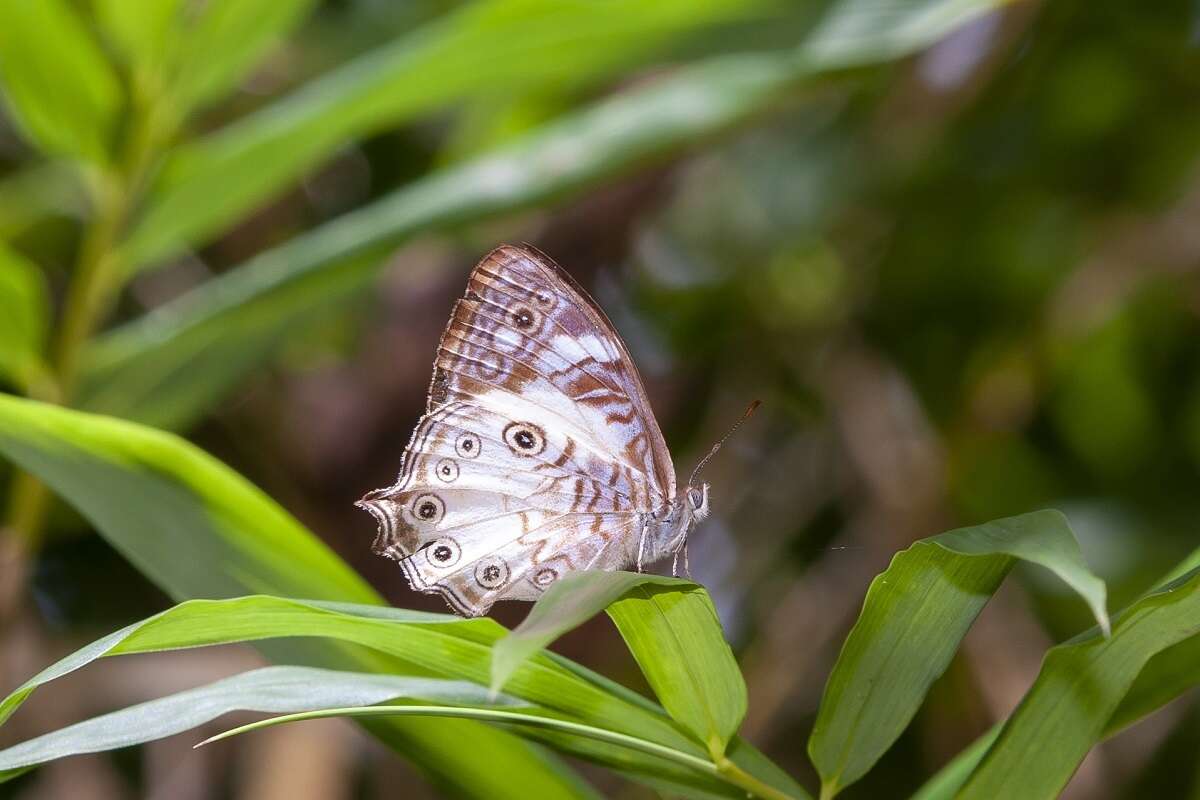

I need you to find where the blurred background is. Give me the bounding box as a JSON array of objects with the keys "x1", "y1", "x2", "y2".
[{"x1": 2, "y1": 0, "x2": 1199, "y2": 797}]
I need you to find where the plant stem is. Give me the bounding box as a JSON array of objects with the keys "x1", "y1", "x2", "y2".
[
  {"x1": 3, "y1": 105, "x2": 161, "y2": 551},
  {"x1": 199, "y1": 705, "x2": 806, "y2": 800},
  {"x1": 715, "y1": 754, "x2": 804, "y2": 800}
]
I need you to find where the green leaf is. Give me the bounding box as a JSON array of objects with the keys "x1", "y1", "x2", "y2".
[
  {"x1": 607, "y1": 581, "x2": 747, "y2": 758},
  {"x1": 0, "y1": 667, "x2": 513, "y2": 776},
  {"x1": 492, "y1": 571, "x2": 692, "y2": 696},
  {"x1": 121, "y1": 0, "x2": 772, "y2": 269},
  {"x1": 167, "y1": 0, "x2": 318, "y2": 115},
  {"x1": 492, "y1": 571, "x2": 747, "y2": 757},
  {"x1": 1106, "y1": 633, "x2": 1200, "y2": 733},
  {"x1": 0, "y1": 244, "x2": 49, "y2": 390},
  {"x1": 85, "y1": 51, "x2": 805, "y2": 431},
  {"x1": 0, "y1": 395, "x2": 592, "y2": 799},
  {"x1": 808, "y1": 510, "x2": 1108, "y2": 798},
  {"x1": 0, "y1": 595, "x2": 689, "y2": 764},
  {"x1": 93, "y1": 0, "x2": 182, "y2": 69},
  {"x1": 0, "y1": 0, "x2": 121, "y2": 162},
  {"x1": 0, "y1": 593, "x2": 795, "y2": 799},
  {"x1": 195, "y1": 704, "x2": 734, "y2": 783},
  {"x1": 0, "y1": 162, "x2": 89, "y2": 237},
  {"x1": 83, "y1": 0, "x2": 1015, "y2": 433},
  {"x1": 957, "y1": 566, "x2": 1200, "y2": 799},
  {"x1": 202, "y1": 707, "x2": 806, "y2": 800},
  {"x1": 801, "y1": 0, "x2": 1006, "y2": 69},
  {"x1": 0, "y1": 392, "x2": 372, "y2": 602},
  {"x1": 914, "y1": 550, "x2": 1200, "y2": 800}
]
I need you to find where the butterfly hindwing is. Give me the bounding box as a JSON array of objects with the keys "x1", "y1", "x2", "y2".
[{"x1": 401, "y1": 513, "x2": 642, "y2": 616}]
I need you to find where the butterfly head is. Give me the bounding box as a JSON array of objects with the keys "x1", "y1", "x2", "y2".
[{"x1": 685, "y1": 483, "x2": 710, "y2": 522}]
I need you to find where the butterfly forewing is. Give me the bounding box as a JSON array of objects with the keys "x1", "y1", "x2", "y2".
[{"x1": 362, "y1": 245, "x2": 675, "y2": 616}]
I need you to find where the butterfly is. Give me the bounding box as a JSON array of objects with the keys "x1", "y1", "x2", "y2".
[{"x1": 357, "y1": 244, "x2": 748, "y2": 617}]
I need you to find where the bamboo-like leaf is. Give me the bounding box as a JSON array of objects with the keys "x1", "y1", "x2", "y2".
[
  {"x1": 1106, "y1": 633, "x2": 1200, "y2": 733},
  {"x1": 801, "y1": 0, "x2": 1005, "y2": 69},
  {"x1": 93, "y1": 0, "x2": 182, "y2": 70},
  {"x1": 83, "y1": 51, "x2": 804, "y2": 431},
  {"x1": 0, "y1": 667, "x2": 516, "y2": 777},
  {"x1": 0, "y1": 0, "x2": 121, "y2": 162},
  {"x1": 0, "y1": 593, "x2": 798, "y2": 799},
  {"x1": 0, "y1": 392, "x2": 372, "y2": 602},
  {"x1": 166, "y1": 0, "x2": 318, "y2": 115},
  {"x1": 957, "y1": 566, "x2": 1200, "y2": 798},
  {"x1": 607, "y1": 582, "x2": 747, "y2": 758},
  {"x1": 121, "y1": 0, "x2": 772, "y2": 269},
  {"x1": 492, "y1": 571, "x2": 747, "y2": 756},
  {"x1": 83, "y1": 0, "x2": 1015, "y2": 433},
  {"x1": 914, "y1": 550, "x2": 1200, "y2": 800},
  {"x1": 0, "y1": 244, "x2": 49, "y2": 391},
  {"x1": 0, "y1": 162, "x2": 89, "y2": 237},
  {"x1": 0, "y1": 396, "x2": 795, "y2": 799},
  {"x1": 491, "y1": 571, "x2": 690, "y2": 696},
  {"x1": 808, "y1": 510, "x2": 1107, "y2": 798}
]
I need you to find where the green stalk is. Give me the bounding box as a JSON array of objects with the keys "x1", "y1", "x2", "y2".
[
  {"x1": 199, "y1": 705, "x2": 804, "y2": 800},
  {"x1": 715, "y1": 755, "x2": 801, "y2": 800},
  {"x1": 4, "y1": 101, "x2": 161, "y2": 551}
]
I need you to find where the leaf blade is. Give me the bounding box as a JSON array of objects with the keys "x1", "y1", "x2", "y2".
[
  {"x1": 0, "y1": 667, "x2": 512, "y2": 774},
  {"x1": 121, "y1": 0, "x2": 772, "y2": 269},
  {"x1": 0, "y1": 244, "x2": 49, "y2": 391},
  {"x1": 0, "y1": 0, "x2": 121, "y2": 162},
  {"x1": 608, "y1": 582, "x2": 747, "y2": 756},
  {"x1": 491, "y1": 571, "x2": 690, "y2": 696},
  {"x1": 807, "y1": 510, "x2": 1106, "y2": 797},
  {"x1": 958, "y1": 567, "x2": 1200, "y2": 799}
]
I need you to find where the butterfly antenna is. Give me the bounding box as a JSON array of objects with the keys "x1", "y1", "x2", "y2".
[{"x1": 687, "y1": 400, "x2": 761, "y2": 487}]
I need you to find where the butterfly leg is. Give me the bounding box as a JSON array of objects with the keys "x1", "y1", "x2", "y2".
[
  {"x1": 636, "y1": 523, "x2": 649, "y2": 573},
  {"x1": 669, "y1": 542, "x2": 691, "y2": 579}
]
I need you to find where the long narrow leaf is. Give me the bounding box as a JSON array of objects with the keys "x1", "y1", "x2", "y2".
[
  {"x1": 84, "y1": 51, "x2": 804, "y2": 431},
  {"x1": 492, "y1": 571, "x2": 747, "y2": 756},
  {"x1": 121, "y1": 0, "x2": 773, "y2": 269},
  {"x1": 808, "y1": 510, "x2": 1107, "y2": 798},
  {"x1": 0, "y1": 244, "x2": 49, "y2": 390},
  {"x1": 957, "y1": 566, "x2": 1200, "y2": 798},
  {"x1": 82, "y1": 0, "x2": 1012, "y2": 432},
  {"x1": 491, "y1": 571, "x2": 691, "y2": 695},
  {"x1": 913, "y1": 548, "x2": 1200, "y2": 800},
  {"x1": 0, "y1": 0, "x2": 121, "y2": 162},
  {"x1": 0, "y1": 593, "x2": 796, "y2": 798},
  {"x1": 607, "y1": 582, "x2": 747, "y2": 758},
  {"x1": 0, "y1": 667, "x2": 514, "y2": 777},
  {"x1": 0, "y1": 393, "x2": 372, "y2": 602}
]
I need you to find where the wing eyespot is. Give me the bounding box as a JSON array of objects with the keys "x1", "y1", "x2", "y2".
[
  {"x1": 503, "y1": 421, "x2": 546, "y2": 457},
  {"x1": 475, "y1": 557, "x2": 509, "y2": 589},
  {"x1": 455, "y1": 432, "x2": 481, "y2": 459},
  {"x1": 411, "y1": 493, "x2": 445, "y2": 523},
  {"x1": 510, "y1": 304, "x2": 540, "y2": 330},
  {"x1": 425, "y1": 537, "x2": 461, "y2": 567},
  {"x1": 435, "y1": 458, "x2": 459, "y2": 482}
]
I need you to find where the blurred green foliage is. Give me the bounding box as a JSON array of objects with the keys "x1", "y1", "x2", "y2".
[{"x1": 1, "y1": 0, "x2": 1199, "y2": 797}]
